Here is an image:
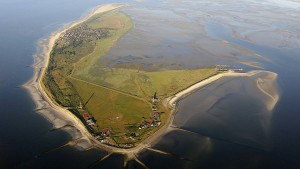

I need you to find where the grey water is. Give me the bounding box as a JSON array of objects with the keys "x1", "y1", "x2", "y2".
[{"x1": 1, "y1": 0, "x2": 300, "y2": 169}]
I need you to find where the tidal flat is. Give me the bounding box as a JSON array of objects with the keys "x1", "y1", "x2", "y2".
[
  {"x1": 173, "y1": 71, "x2": 279, "y2": 150},
  {"x1": 102, "y1": 0, "x2": 300, "y2": 71}
]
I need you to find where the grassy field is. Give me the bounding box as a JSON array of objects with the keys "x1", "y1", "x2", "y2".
[
  {"x1": 75, "y1": 67, "x2": 218, "y2": 99},
  {"x1": 69, "y1": 76, "x2": 170, "y2": 146},
  {"x1": 42, "y1": 9, "x2": 218, "y2": 146},
  {"x1": 69, "y1": 77, "x2": 151, "y2": 133}
]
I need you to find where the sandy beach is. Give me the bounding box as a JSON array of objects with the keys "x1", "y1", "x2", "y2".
[{"x1": 22, "y1": 3, "x2": 279, "y2": 159}]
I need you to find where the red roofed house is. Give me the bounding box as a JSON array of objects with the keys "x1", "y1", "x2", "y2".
[
  {"x1": 153, "y1": 112, "x2": 160, "y2": 120},
  {"x1": 102, "y1": 128, "x2": 110, "y2": 137},
  {"x1": 83, "y1": 113, "x2": 90, "y2": 119}
]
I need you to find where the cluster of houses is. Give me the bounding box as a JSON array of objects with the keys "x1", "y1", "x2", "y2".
[
  {"x1": 138, "y1": 92, "x2": 161, "y2": 130},
  {"x1": 82, "y1": 112, "x2": 111, "y2": 141},
  {"x1": 60, "y1": 25, "x2": 110, "y2": 43},
  {"x1": 82, "y1": 113, "x2": 97, "y2": 128},
  {"x1": 139, "y1": 118, "x2": 161, "y2": 129},
  {"x1": 98, "y1": 128, "x2": 111, "y2": 140},
  {"x1": 78, "y1": 98, "x2": 112, "y2": 142},
  {"x1": 215, "y1": 65, "x2": 244, "y2": 72}
]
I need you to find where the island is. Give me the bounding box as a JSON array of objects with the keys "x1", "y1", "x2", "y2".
[
  {"x1": 40, "y1": 4, "x2": 218, "y2": 148},
  {"x1": 37, "y1": 4, "x2": 279, "y2": 152}
]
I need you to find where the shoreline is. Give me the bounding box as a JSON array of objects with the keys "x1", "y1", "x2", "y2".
[{"x1": 22, "y1": 3, "x2": 279, "y2": 158}]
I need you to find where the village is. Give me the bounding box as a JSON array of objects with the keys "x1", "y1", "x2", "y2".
[
  {"x1": 55, "y1": 25, "x2": 112, "y2": 56},
  {"x1": 62, "y1": 25, "x2": 111, "y2": 41}
]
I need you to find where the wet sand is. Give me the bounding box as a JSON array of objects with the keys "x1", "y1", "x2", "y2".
[{"x1": 256, "y1": 72, "x2": 279, "y2": 111}]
